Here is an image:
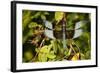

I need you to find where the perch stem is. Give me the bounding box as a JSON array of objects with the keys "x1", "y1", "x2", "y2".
[
  {"x1": 72, "y1": 40, "x2": 81, "y2": 54},
  {"x1": 70, "y1": 42, "x2": 79, "y2": 59}
]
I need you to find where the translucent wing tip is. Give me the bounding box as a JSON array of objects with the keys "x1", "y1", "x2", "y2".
[
  {"x1": 73, "y1": 29, "x2": 83, "y2": 39},
  {"x1": 75, "y1": 20, "x2": 88, "y2": 29}
]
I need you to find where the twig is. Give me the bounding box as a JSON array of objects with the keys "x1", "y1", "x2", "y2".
[
  {"x1": 72, "y1": 40, "x2": 81, "y2": 59},
  {"x1": 30, "y1": 38, "x2": 45, "y2": 62},
  {"x1": 70, "y1": 44, "x2": 77, "y2": 55},
  {"x1": 72, "y1": 40, "x2": 81, "y2": 53},
  {"x1": 70, "y1": 41, "x2": 79, "y2": 59}
]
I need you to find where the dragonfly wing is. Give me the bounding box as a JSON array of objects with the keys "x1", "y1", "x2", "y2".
[
  {"x1": 44, "y1": 20, "x2": 55, "y2": 39},
  {"x1": 44, "y1": 29, "x2": 55, "y2": 39},
  {"x1": 73, "y1": 20, "x2": 88, "y2": 39},
  {"x1": 75, "y1": 21, "x2": 87, "y2": 29},
  {"x1": 73, "y1": 29, "x2": 83, "y2": 39},
  {"x1": 45, "y1": 21, "x2": 52, "y2": 29}
]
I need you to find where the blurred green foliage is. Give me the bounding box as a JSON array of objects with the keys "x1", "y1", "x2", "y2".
[{"x1": 22, "y1": 10, "x2": 91, "y2": 62}]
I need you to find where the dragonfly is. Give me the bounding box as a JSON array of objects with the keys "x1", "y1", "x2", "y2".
[{"x1": 43, "y1": 19, "x2": 87, "y2": 49}]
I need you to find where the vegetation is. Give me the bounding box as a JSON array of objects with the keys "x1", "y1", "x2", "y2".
[{"x1": 22, "y1": 10, "x2": 91, "y2": 62}]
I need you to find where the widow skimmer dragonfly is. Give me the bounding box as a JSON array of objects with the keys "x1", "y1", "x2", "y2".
[{"x1": 44, "y1": 19, "x2": 88, "y2": 49}]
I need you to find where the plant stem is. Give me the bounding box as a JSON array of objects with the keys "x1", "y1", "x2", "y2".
[
  {"x1": 70, "y1": 41, "x2": 79, "y2": 59},
  {"x1": 30, "y1": 38, "x2": 45, "y2": 62},
  {"x1": 72, "y1": 40, "x2": 81, "y2": 54}
]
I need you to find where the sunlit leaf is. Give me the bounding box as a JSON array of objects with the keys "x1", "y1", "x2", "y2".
[
  {"x1": 51, "y1": 40, "x2": 58, "y2": 53},
  {"x1": 71, "y1": 53, "x2": 80, "y2": 61},
  {"x1": 55, "y1": 12, "x2": 64, "y2": 23},
  {"x1": 40, "y1": 46, "x2": 49, "y2": 53},
  {"x1": 38, "y1": 53, "x2": 47, "y2": 62},
  {"x1": 47, "y1": 53, "x2": 56, "y2": 59}
]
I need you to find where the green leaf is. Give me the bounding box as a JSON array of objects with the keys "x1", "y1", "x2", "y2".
[
  {"x1": 28, "y1": 22, "x2": 38, "y2": 28},
  {"x1": 48, "y1": 44, "x2": 53, "y2": 51},
  {"x1": 67, "y1": 48, "x2": 72, "y2": 56},
  {"x1": 44, "y1": 12, "x2": 49, "y2": 15},
  {"x1": 35, "y1": 48, "x2": 39, "y2": 53},
  {"x1": 23, "y1": 29, "x2": 33, "y2": 43},
  {"x1": 55, "y1": 12, "x2": 64, "y2": 22},
  {"x1": 40, "y1": 46, "x2": 49, "y2": 53},
  {"x1": 80, "y1": 53, "x2": 85, "y2": 60},
  {"x1": 31, "y1": 12, "x2": 41, "y2": 19},
  {"x1": 51, "y1": 40, "x2": 58, "y2": 53},
  {"x1": 22, "y1": 11, "x2": 32, "y2": 31},
  {"x1": 41, "y1": 54, "x2": 47, "y2": 62},
  {"x1": 41, "y1": 15, "x2": 46, "y2": 20},
  {"x1": 47, "y1": 53, "x2": 56, "y2": 59},
  {"x1": 38, "y1": 53, "x2": 47, "y2": 62},
  {"x1": 85, "y1": 51, "x2": 91, "y2": 59}
]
